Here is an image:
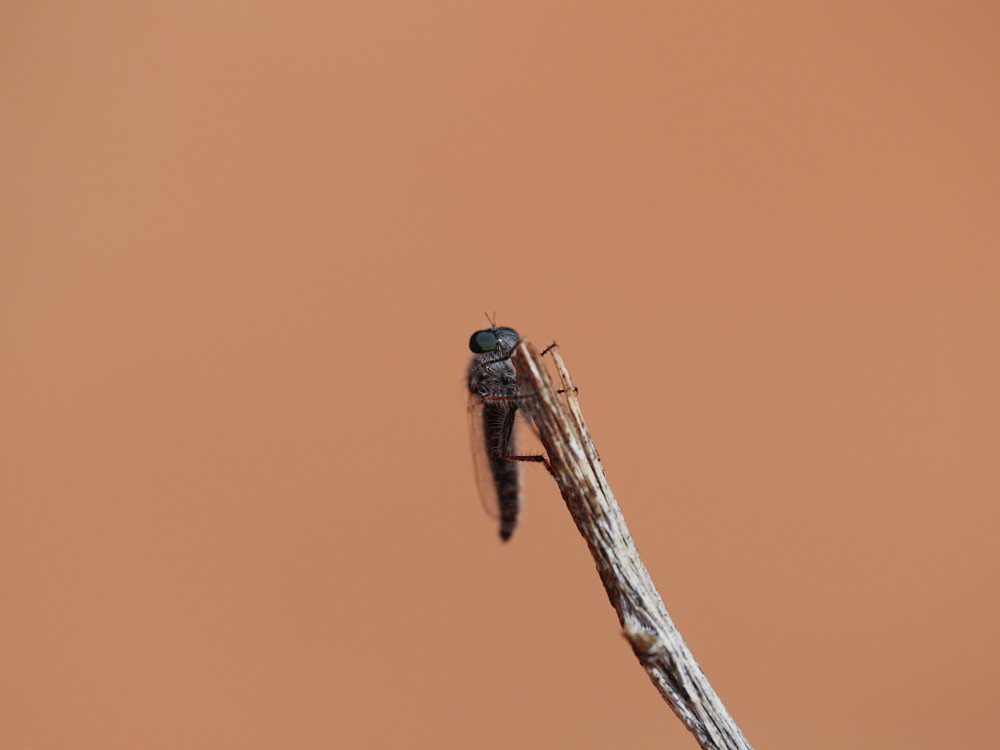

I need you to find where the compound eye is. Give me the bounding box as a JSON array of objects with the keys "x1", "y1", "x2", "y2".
[{"x1": 469, "y1": 329, "x2": 498, "y2": 353}]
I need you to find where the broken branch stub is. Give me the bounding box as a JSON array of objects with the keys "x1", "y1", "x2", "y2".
[{"x1": 510, "y1": 339, "x2": 753, "y2": 750}]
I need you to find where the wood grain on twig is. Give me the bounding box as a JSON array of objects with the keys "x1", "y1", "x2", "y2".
[{"x1": 511, "y1": 339, "x2": 753, "y2": 750}]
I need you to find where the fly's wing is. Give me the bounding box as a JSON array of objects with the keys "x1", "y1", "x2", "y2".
[
  {"x1": 467, "y1": 393, "x2": 537, "y2": 521},
  {"x1": 468, "y1": 393, "x2": 501, "y2": 519}
]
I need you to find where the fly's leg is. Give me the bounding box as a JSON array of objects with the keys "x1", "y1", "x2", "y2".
[
  {"x1": 481, "y1": 397, "x2": 552, "y2": 473},
  {"x1": 483, "y1": 337, "x2": 576, "y2": 394},
  {"x1": 501, "y1": 449, "x2": 553, "y2": 482},
  {"x1": 498, "y1": 404, "x2": 550, "y2": 469}
]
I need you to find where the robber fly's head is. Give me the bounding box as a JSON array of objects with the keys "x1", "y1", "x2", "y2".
[{"x1": 469, "y1": 326, "x2": 520, "y2": 356}]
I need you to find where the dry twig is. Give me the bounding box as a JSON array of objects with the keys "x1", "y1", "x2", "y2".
[{"x1": 511, "y1": 339, "x2": 753, "y2": 750}]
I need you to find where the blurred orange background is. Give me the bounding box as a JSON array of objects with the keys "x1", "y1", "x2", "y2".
[{"x1": 2, "y1": 2, "x2": 998, "y2": 748}]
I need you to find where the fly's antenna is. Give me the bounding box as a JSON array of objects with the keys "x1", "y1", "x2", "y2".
[{"x1": 484, "y1": 311, "x2": 497, "y2": 331}]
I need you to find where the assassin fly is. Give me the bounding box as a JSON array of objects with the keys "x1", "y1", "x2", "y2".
[{"x1": 466, "y1": 322, "x2": 545, "y2": 541}]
